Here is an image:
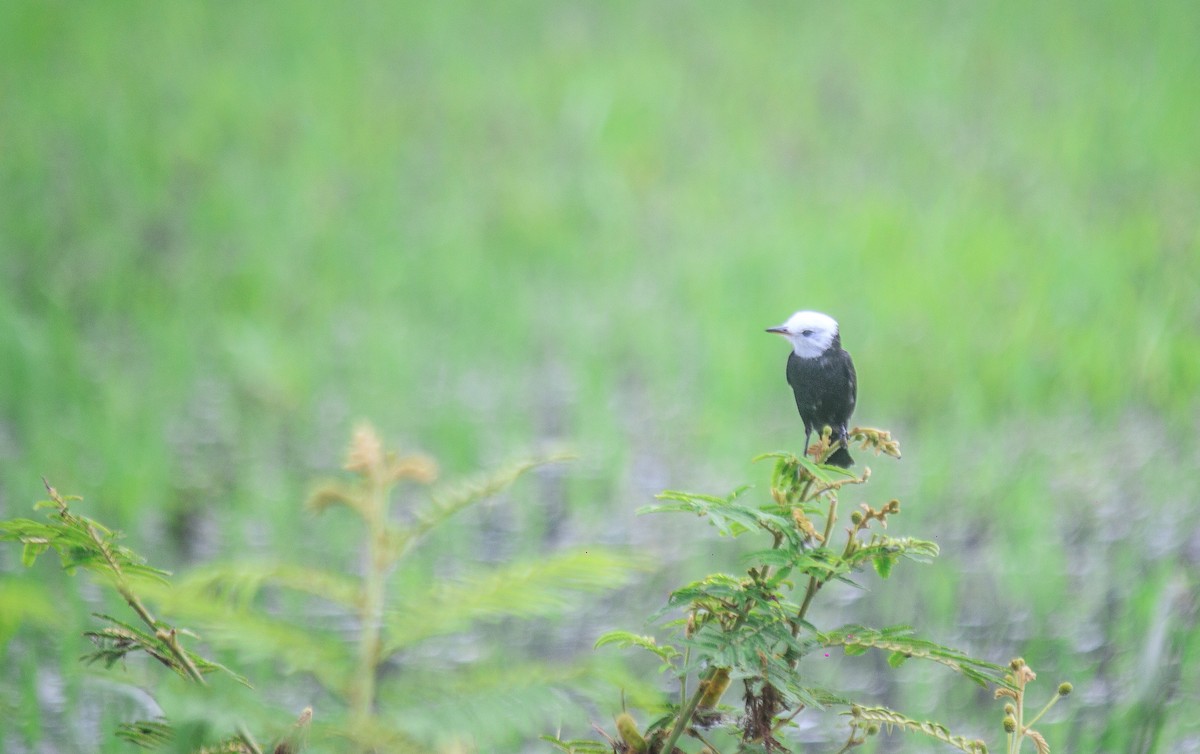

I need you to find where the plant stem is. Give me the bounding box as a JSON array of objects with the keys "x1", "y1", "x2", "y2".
[
  {"x1": 833, "y1": 722, "x2": 861, "y2": 754},
  {"x1": 821, "y1": 497, "x2": 839, "y2": 546},
  {"x1": 1007, "y1": 673, "x2": 1027, "y2": 754},
  {"x1": 94, "y1": 532, "x2": 207, "y2": 685},
  {"x1": 794, "y1": 497, "x2": 838, "y2": 636},
  {"x1": 351, "y1": 471, "x2": 389, "y2": 725},
  {"x1": 680, "y1": 647, "x2": 692, "y2": 708},
  {"x1": 236, "y1": 724, "x2": 265, "y2": 754},
  {"x1": 44, "y1": 480, "x2": 208, "y2": 683},
  {"x1": 1023, "y1": 692, "x2": 1061, "y2": 729},
  {"x1": 662, "y1": 667, "x2": 716, "y2": 754}
]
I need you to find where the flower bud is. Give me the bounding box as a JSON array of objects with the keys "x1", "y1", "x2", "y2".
[
  {"x1": 616, "y1": 713, "x2": 647, "y2": 754},
  {"x1": 698, "y1": 668, "x2": 731, "y2": 709}
]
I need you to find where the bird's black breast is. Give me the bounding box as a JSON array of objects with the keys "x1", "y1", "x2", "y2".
[{"x1": 785, "y1": 348, "x2": 857, "y2": 432}]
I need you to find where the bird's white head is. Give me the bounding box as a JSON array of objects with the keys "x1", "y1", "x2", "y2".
[{"x1": 766, "y1": 310, "x2": 840, "y2": 359}]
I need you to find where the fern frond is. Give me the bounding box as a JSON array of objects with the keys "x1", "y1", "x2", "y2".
[
  {"x1": 542, "y1": 736, "x2": 612, "y2": 754},
  {"x1": 0, "y1": 518, "x2": 170, "y2": 584},
  {"x1": 173, "y1": 562, "x2": 362, "y2": 609},
  {"x1": 146, "y1": 585, "x2": 352, "y2": 693},
  {"x1": 378, "y1": 661, "x2": 602, "y2": 751},
  {"x1": 392, "y1": 456, "x2": 566, "y2": 557},
  {"x1": 594, "y1": 631, "x2": 680, "y2": 664},
  {"x1": 115, "y1": 720, "x2": 174, "y2": 749},
  {"x1": 383, "y1": 548, "x2": 639, "y2": 654},
  {"x1": 645, "y1": 486, "x2": 788, "y2": 538},
  {"x1": 853, "y1": 535, "x2": 940, "y2": 563},
  {"x1": 822, "y1": 625, "x2": 1009, "y2": 687},
  {"x1": 847, "y1": 705, "x2": 988, "y2": 753}
]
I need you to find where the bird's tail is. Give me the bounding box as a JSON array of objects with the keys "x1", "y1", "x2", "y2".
[{"x1": 825, "y1": 443, "x2": 854, "y2": 468}]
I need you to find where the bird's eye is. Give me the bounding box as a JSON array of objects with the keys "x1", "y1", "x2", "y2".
[{"x1": 801, "y1": 329, "x2": 814, "y2": 336}]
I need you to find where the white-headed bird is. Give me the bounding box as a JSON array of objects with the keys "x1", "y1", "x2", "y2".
[{"x1": 767, "y1": 311, "x2": 857, "y2": 467}]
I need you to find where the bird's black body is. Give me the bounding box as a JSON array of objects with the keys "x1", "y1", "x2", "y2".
[{"x1": 785, "y1": 335, "x2": 857, "y2": 467}]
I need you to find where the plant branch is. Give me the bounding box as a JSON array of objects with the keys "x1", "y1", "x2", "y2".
[
  {"x1": 350, "y1": 468, "x2": 389, "y2": 724},
  {"x1": 662, "y1": 667, "x2": 717, "y2": 754},
  {"x1": 793, "y1": 496, "x2": 839, "y2": 636},
  {"x1": 43, "y1": 479, "x2": 207, "y2": 685}
]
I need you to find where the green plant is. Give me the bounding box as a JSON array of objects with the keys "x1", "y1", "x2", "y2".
[
  {"x1": 151, "y1": 424, "x2": 642, "y2": 752},
  {"x1": 996, "y1": 660, "x2": 1072, "y2": 754},
  {"x1": 0, "y1": 481, "x2": 308, "y2": 752},
  {"x1": 551, "y1": 429, "x2": 1071, "y2": 753}
]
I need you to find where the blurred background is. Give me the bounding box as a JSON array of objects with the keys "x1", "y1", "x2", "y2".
[{"x1": 2, "y1": 1, "x2": 1198, "y2": 752}]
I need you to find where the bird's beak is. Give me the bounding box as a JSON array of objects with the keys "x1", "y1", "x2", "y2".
[{"x1": 765, "y1": 326, "x2": 788, "y2": 335}]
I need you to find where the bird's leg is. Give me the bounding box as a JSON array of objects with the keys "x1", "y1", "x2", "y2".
[{"x1": 802, "y1": 429, "x2": 812, "y2": 458}]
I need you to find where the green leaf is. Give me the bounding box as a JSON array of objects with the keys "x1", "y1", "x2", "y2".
[
  {"x1": 394, "y1": 456, "x2": 565, "y2": 556},
  {"x1": 821, "y1": 624, "x2": 1009, "y2": 688},
  {"x1": 888, "y1": 650, "x2": 910, "y2": 668},
  {"x1": 741, "y1": 548, "x2": 797, "y2": 568},
  {"x1": 773, "y1": 677, "x2": 852, "y2": 711},
  {"x1": 594, "y1": 631, "x2": 679, "y2": 663},
  {"x1": 375, "y1": 660, "x2": 623, "y2": 752},
  {"x1": 643, "y1": 486, "x2": 779, "y2": 539},
  {"x1": 115, "y1": 720, "x2": 174, "y2": 749},
  {"x1": 146, "y1": 585, "x2": 354, "y2": 692},
  {"x1": 873, "y1": 553, "x2": 893, "y2": 579},
  {"x1": 384, "y1": 548, "x2": 641, "y2": 654},
  {"x1": 20, "y1": 541, "x2": 47, "y2": 567},
  {"x1": 541, "y1": 736, "x2": 611, "y2": 754},
  {"x1": 171, "y1": 561, "x2": 363, "y2": 609},
  {"x1": 844, "y1": 705, "x2": 990, "y2": 753}
]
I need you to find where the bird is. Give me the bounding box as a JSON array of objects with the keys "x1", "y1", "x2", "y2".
[{"x1": 766, "y1": 310, "x2": 857, "y2": 467}]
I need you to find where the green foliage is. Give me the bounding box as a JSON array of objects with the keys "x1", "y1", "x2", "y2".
[
  {"x1": 0, "y1": 483, "x2": 232, "y2": 687},
  {"x1": 1, "y1": 3, "x2": 1196, "y2": 748},
  {"x1": 0, "y1": 482, "x2": 294, "y2": 752},
  {"x1": 0, "y1": 431, "x2": 638, "y2": 753},
  {"x1": 384, "y1": 548, "x2": 635, "y2": 650},
  {"x1": 81, "y1": 612, "x2": 245, "y2": 684},
  {"x1": 543, "y1": 736, "x2": 613, "y2": 754},
  {"x1": 0, "y1": 491, "x2": 170, "y2": 586},
  {"x1": 593, "y1": 632, "x2": 680, "y2": 667},
  {"x1": 115, "y1": 720, "x2": 173, "y2": 750},
  {"x1": 819, "y1": 625, "x2": 1004, "y2": 688},
  {"x1": 842, "y1": 705, "x2": 988, "y2": 754},
  {"x1": 149, "y1": 424, "x2": 641, "y2": 752},
  {"x1": 584, "y1": 430, "x2": 1070, "y2": 753},
  {"x1": 995, "y1": 659, "x2": 1075, "y2": 754}
]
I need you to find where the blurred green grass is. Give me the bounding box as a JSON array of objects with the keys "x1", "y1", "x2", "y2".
[{"x1": 1, "y1": 1, "x2": 1198, "y2": 751}]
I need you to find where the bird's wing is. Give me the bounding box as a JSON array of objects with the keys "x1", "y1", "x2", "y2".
[{"x1": 844, "y1": 353, "x2": 857, "y2": 417}]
